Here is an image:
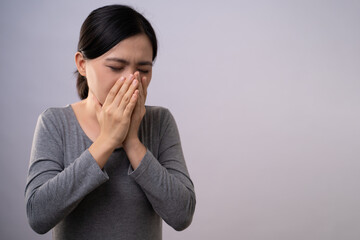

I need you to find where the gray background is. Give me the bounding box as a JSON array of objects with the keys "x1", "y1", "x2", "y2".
[{"x1": 1, "y1": 0, "x2": 359, "y2": 239}]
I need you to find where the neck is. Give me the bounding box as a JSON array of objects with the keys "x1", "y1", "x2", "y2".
[{"x1": 84, "y1": 91, "x2": 100, "y2": 123}]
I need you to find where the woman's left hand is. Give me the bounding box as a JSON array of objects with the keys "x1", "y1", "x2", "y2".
[{"x1": 123, "y1": 72, "x2": 149, "y2": 155}]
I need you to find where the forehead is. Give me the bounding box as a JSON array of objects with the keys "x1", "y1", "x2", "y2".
[{"x1": 102, "y1": 34, "x2": 153, "y2": 61}]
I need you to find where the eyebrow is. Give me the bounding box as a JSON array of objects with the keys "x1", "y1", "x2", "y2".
[{"x1": 105, "y1": 57, "x2": 153, "y2": 66}]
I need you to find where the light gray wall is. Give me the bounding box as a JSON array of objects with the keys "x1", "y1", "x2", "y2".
[{"x1": 1, "y1": 0, "x2": 359, "y2": 239}]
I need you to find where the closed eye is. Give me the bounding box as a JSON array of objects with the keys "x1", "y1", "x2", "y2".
[
  {"x1": 137, "y1": 69, "x2": 150, "y2": 74},
  {"x1": 108, "y1": 66, "x2": 124, "y2": 72}
]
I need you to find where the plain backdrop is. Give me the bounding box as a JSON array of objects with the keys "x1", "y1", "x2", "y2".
[{"x1": 1, "y1": 0, "x2": 360, "y2": 239}]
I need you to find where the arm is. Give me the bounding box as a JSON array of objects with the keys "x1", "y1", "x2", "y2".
[
  {"x1": 25, "y1": 110, "x2": 109, "y2": 234},
  {"x1": 25, "y1": 77, "x2": 139, "y2": 234},
  {"x1": 126, "y1": 109, "x2": 196, "y2": 231}
]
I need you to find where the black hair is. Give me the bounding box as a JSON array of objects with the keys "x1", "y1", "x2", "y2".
[{"x1": 76, "y1": 4, "x2": 158, "y2": 99}]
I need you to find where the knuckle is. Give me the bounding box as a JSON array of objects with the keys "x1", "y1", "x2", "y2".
[
  {"x1": 108, "y1": 90, "x2": 116, "y2": 98},
  {"x1": 114, "y1": 114, "x2": 122, "y2": 122},
  {"x1": 123, "y1": 95, "x2": 130, "y2": 103},
  {"x1": 104, "y1": 107, "x2": 112, "y2": 115},
  {"x1": 122, "y1": 80, "x2": 131, "y2": 88},
  {"x1": 118, "y1": 88, "x2": 126, "y2": 97}
]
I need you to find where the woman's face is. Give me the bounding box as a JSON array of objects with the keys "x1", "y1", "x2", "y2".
[{"x1": 82, "y1": 34, "x2": 153, "y2": 104}]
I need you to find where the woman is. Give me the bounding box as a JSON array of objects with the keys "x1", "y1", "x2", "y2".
[{"x1": 25, "y1": 5, "x2": 196, "y2": 239}]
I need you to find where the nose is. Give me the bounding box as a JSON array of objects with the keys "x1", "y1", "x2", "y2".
[{"x1": 123, "y1": 66, "x2": 137, "y2": 78}]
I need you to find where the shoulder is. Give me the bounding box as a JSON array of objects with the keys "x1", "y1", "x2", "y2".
[
  {"x1": 145, "y1": 105, "x2": 170, "y2": 114},
  {"x1": 39, "y1": 105, "x2": 72, "y2": 120},
  {"x1": 36, "y1": 105, "x2": 73, "y2": 132},
  {"x1": 143, "y1": 105, "x2": 179, "y2": 137},
  {"x1": 144, "y1": 105, "x2": 175, "y2": 123}
]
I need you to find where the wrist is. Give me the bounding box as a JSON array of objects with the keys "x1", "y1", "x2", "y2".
[
  {"x1": 123, "y1": 137, "x2": 141, "y2": 152},
  {"x1": 96, "y1": 133, "x2": 118, "y2": 152},
  {"x1": 89, "y1": 134, "x2": 117, "y2": 169},
  {"x1": 123, "y1": 138, "x2": 146, "y2": 170}
]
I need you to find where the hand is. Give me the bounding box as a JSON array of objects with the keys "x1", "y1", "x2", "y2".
[
  {"x1": 123, "y1": 71, "x2": 150, "y2": 148},
  {"x1": 93, "y1": 75, "x2": 139, "y2": 149}
]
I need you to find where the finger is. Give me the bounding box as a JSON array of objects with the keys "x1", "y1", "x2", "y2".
[
  {"x1": 134, "y1": 71, "x2": 142, "y2": 90},
  {"x1": 123, "y1": 90, "x2": 139, "y2": 117},
  {"x1": 133, "y1": 72, "x2": 147, "y2": 105},
  {"x1": 118, "y1": 77, "x2": 139, "y2": 111},
  {"x1": 142, "y1": 76, "x2": 148, "y2": 99},
  {"x1": 134, "y1": 72, "x2": 145, "y2": 101},
  {"x1": 114, "y1": 74, "x2": 135, "y2": 107},
  {"x1": 103, "y1": 77, "x2": 125, "y2": 107},
  {"x1": 112, "y1": 76, "x2": 131, "y2": 107}
]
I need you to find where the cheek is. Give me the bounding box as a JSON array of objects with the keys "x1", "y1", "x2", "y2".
[{"x1": 86, "y1": 67, "x2": 118, "y2": 104}]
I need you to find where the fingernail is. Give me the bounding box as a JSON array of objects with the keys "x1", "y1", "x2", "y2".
[
  {"x1": 120, "y1": 76, "x2": 125, "y2": 81},
  {"x1": 133, "y1": 79, "x2": 138, "y2": 85}
]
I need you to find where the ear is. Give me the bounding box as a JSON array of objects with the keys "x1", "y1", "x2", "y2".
[{"x1": 75, "y1": 52, "x2": 87, "y2": 76}]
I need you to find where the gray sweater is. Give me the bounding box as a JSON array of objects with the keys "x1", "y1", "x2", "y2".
[{"x1": 25, "y1": 105, "x2": 196, "y2": 240}]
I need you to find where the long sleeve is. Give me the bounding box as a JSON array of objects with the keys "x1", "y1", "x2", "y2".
[
  {"x1": 129, "y1": 108, "x2": 196, "y2": 231},
  {"x1": 25, "y1": 110, "x2": 109, "y2": 234}
]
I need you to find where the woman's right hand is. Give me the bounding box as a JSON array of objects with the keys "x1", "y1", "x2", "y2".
[{"x1": 93, "y1": 74, "x2": 139, "y2": 149}]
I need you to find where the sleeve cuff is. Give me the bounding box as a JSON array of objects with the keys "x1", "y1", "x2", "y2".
[
  {"x1": 83, "y1": 149, "x2": 109, "y2": 183},
  {"x1": 127, "y1": 149, "x2": 156, "y2": 181}
]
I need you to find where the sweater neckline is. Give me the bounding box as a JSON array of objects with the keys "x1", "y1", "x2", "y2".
[
  {"x1": 65, "y1": 104, "x2": 122, "y2": 151},
  {"x1": 66, "y1": 104, "x2": 94, "y2": 144}
]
